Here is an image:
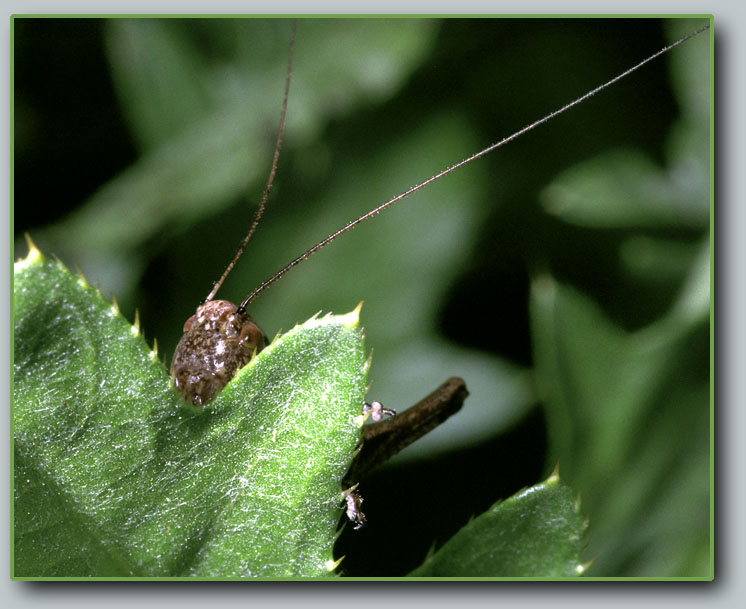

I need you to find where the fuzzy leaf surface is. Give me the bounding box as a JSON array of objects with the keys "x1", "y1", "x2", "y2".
[
  {"x1": 13, "y1": 247, "x2": 366, "y2": 578},
  {"x1": 409, "y1": 475, "x2": 586, "y2": 578}
]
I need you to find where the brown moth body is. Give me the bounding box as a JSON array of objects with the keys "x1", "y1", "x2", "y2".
[{"x1": 171, "y1": 300, "x2": 267, "y2": 406}]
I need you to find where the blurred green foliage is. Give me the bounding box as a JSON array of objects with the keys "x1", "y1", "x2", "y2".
[{"x1": 13, "y1": 16, "x2": 710, "y2": 577}]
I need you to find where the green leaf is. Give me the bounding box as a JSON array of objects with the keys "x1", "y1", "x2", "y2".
[
  {"x1": 529, "y1": 273, "x2": 710, "y2": 576},
  {"x1": 104, "y1": 19, "x2": 215, "y2": 150},
  {"x1": 540, "y1": 148, "x2": 708, "y2": 229},
  {"x1": 13, "y1": 243, "x2": 367, "y2": 578},
  {"x1": 410, "y1": 472, "x2": 587, "y2": 578}
]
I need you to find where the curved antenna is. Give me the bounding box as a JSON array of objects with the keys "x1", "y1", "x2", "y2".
[
  {"x1": 237, "y1": 22, "x2": 709, "y2": 314},
  {"x1": 205, "y1": 19, "x2": 297, "y2": 303}
]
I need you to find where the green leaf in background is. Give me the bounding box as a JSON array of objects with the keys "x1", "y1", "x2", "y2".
[
  {"x1": 530, "y1": 264, "x2": 709, "y2": 577},
  {"x1": 410, "y1": 470, "x2": 587, "y2": 578},
  {"x1": 528, "y1": 19, "x2": 710, "y2": 577},
  {"x1": 13, "y1": 242, "x2": 367, "y2": 577},
  {"x1": 540, "y1": 147, "x2": 707, "y2": 229}
]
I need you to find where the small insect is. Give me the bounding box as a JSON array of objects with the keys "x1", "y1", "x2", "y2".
[
  {"x1": 170, "y1": 21, "x2": 710, "y2": 406},
  {"x1": 341, "y1": 484, "x2": 366, "y2": 530},
  {"x1": 362, "y1": 401, "x2": 397, "y2": 423}
]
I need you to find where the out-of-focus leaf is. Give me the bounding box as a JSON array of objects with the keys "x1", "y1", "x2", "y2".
[
  {"x1": 619, "y1": 235, "x2": 701, "y2": 284},
  {"x1": 529, "y1": 268, "x2": 709, "y2": 576},
  {"x1": 540, "y1": 148, "x2": 707, "y2": 228},
  {"x1": 105, "y1": 19, "x2": 214, "y2": 149}
]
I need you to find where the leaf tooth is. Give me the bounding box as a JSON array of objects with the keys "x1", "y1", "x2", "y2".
[
  {"x1": 133, "y1": 308, "x2": 141, "y2": 334},
  {"x1": 422, "y1": 540, "x2": 438, "y2": 563},
  {"x1": 22, "y1": 233, "x2": 42, "y2": 263},
  {"x1": 547, "y1": 461, "x2": 561, "y2": 484},
  {"x1": 332, "y1": 525, "x2": 345, "y2": 544},
  {"x1": 354, "y1": 301, "x2": 363, "y2": 315},
  {"x1": 15, "y1": 241, "x2": 43, "y2": 272},
  {"x1": 325, "y1": 556, "x2": 344, "y2": 573},
  {"x1": 340, "y1": 482, "x2": 360, "y2": 498},
  {"x1": 110, "y1": 293, "x2": 121, "y2": 317},
  {"x1": 577, "y1": 557, "x2": 595, "y2": 575},
  {"x1": 75, "y1": 265, "x2": 91, "y2": 289},
  {"x1": 51, "y1": 253, "x2": 69, "y2": 274},
  {"x1": 341, "y1": 302, "x2": 362, "y2": 328},
  {"x1": 150, "y1": 337, "x2": 159, "y2": 359}
]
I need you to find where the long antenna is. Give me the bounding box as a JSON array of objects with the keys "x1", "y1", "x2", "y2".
[
  {"x1": 205, "y1": 19, "x2": 297, "y2": 303},
  {"x1": 237, "y1": 22, "x2": 709, "y2": 314}
]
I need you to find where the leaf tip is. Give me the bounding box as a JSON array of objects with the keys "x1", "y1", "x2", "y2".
[
  {"x1": 15, "y1": 234, "x2": 43, "y2": 270},
  {"x1": 49, "y1": 252, "x2": 70, "y2": 275},
  {"x1": 110, "y1": 293, "x2": 121, "y2": 317},
  {"x1": 24, "y1": 232, "x2": 39, "y2": 253},
  {"x1": 326, "y1": 556, "x2": 344, "y2": 573},
  {"x1": 342, "y1": 302, "x2": 363, "y2": 328},
  {"x1": 577, "y1": 557, "x2": 595, "y2": 575},
  {"x1": 547, "y1": 461, "x2": 561, "y2": 484},
  {"x1": 340, "y1": 482, "x2": 360, "y2": 499},
  {"x1": 75, "y1": 265, "x2": 91, "y2": 289}
]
